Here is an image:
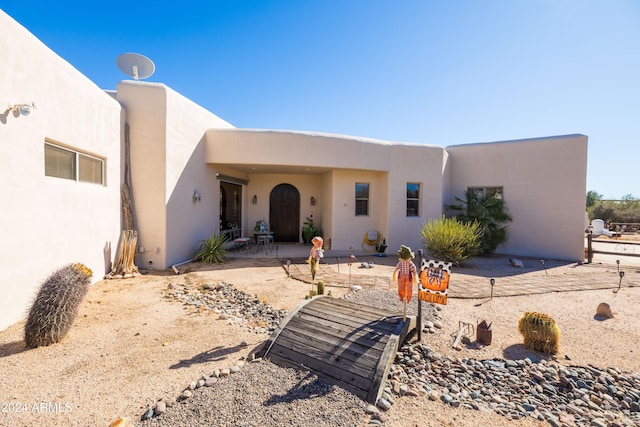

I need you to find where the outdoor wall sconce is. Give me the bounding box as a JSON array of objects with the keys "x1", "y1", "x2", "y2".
[
  {"x1": 7, "y1": 102, "x2": 37, "y2": 116},
  {"x1": 252, "y1": 195, "x2": 258, "y2": 205},
  {"x1": 310, "y1": 196, "x2": 316, "y2": 206},
  {"x1": 192, "y1": 190, "x2": 201, "y2": 203}
]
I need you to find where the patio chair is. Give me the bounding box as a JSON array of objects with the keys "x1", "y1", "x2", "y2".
[{"x1": 255, "y1": 223, "x2": 274, "y2": 253}]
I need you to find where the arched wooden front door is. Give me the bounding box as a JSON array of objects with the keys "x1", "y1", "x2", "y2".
[{"x1": 270, "y1": 184, "x2": 300, "y2": 242}]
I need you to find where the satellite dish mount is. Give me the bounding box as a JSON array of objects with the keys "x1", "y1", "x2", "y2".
[{"x1": 116, "y1": 53, "x2": 155, "y2": 81}]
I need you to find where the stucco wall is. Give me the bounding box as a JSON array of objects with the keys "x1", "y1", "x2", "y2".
[
  {"x1": 445, "y1": 135, "x2": 588, "y2": 260},
  {"x1": 329, "y1": 170, "x2": 388, "y2": 251},
  {"x1": 386, "y1": 145, "x2": 447, "y2": 253},
  {"x1": 0, "y1": 11, "x2": 122, "y2": 331},
  {"x1": 206, "y1": 129, "x2": 394, "y2": 172},
  {"x1": 116, "y1": 82, "x2": 234, "y2": 268}
]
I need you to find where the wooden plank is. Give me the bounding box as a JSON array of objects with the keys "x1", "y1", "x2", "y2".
[
  {"x1": 301, "y1": 303, "x2": 400, "y2": 334},
  {"x1": 285, "y1": 318, "x2": 387, "y2": 353},
  {"x1": 310, "y1": 298, "x2": 402, "y2": 326},
  {"x1": 305, "y1": 304, "x2": 386, "y2": 323},
  {"x1": 287, "y1": 314, "x2": 388, "y2": 350},
  {"x1": 281, "y1": 320, "x2": 384, "y2": 357},
  {"x1": 276, "y1": 327, "x2": 381, "y2": 366},
  {"x1": 368, "y1": 334, "x2": 400, "y2": 403},
  {"x1": 272, "y1": 333, "x2": 377, "y2": 379},
  {"x1": 312, "y1": 297, "x2": 397, "y2": 319},
  {"x1": 293, "y1": 310, "x2": 391, "y2": 337},
  {"x1": 297, "y1": 304, "x2": 396, "y2": 333},
  {"x1": 291, "y1": 309, "x2": 389, "y2": 338}
]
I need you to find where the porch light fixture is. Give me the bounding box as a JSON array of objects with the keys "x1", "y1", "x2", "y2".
[
  {"x1": 6, "y1": 101, "x2": 37, "y2": 116},
  {"x1": 310, "y1": 196, "x2": 316, "y2": 206},
  {"x1": 192, "y1": 190, "x2": 201, "y2": 203},
  {"x1": 252, "y1": 195, "x2": 258, "y2": 205}
]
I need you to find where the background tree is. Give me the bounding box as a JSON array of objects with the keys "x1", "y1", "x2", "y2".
[
  {"x1": 586, "y1": 190, "x2": 603, "y2": 208},
  {"x1": 589, "y1": 193, "x2": 640, "y2": 226},
  {"x1": 447, "y1": 189, "x2": 513, "y2": 254}
]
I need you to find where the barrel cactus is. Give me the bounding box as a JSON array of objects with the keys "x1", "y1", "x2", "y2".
[
  {"x1": 24, "y1": 263, "x2": 93, "y2": 348},
  {"x1": 316, "y1": 280, "x2": 325, "y2": 295},
  {"x1": 518, "y1": 311, "x2": 560, "y2": 354}
]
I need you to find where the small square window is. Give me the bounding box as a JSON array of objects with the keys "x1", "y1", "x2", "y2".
[
  {"x1": 45, "y1": 142, "x2": 104, "y2": 185},
  {"x1": 355, "y1": 183, "x2": 369, "y2": 216},
  {"x1": 407, "y1": 183, "x2": 420, "y2": 216}
]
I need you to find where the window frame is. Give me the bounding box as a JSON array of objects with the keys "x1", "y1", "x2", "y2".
[
  {"x1": 406, "y1": 182, "x2": 421, "y2": 217},
  {"x1": 467, "y1": 186, "x2": 503, "y2": 200},
  {"x1": 45, "y1": 141, "x2": 105, "y2": 185},
  {"x1": 355, "y1": 182, "x2": 370, "y2": 216}
]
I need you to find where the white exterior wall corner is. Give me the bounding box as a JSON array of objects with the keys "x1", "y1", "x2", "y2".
[
  {"x1": 0, "y1": 11, "x2": 122, "y2": 332},
  {"x1": 445, "y1": 135, "x2": 588, "y2": 261},
  {"x1": 386, "y1": 145, "x2": 447, "y2": 254},
  {"x1": 322, "y1": 171, "x2": 335, "y2": 245},
  {"x1": 117, "y1": 82, "x2": 235, "y2": 268}
]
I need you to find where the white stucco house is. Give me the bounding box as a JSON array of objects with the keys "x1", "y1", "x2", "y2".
[{"x1": 0, "y1": 9, "x2": 588, "y2": 332}]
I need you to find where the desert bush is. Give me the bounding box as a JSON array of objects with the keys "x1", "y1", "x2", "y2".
[
  {"x1": 24, "y1": 263, "x2": 93, "y2": 348},
  {"x1": 419, "y1": 216, "x2": 482, "y2": 265},
  {"x1": 194, "y1": 233, "x2": 228, "y2": 264}
]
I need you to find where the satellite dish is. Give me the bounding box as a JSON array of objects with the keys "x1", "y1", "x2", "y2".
[{"x1": 116, "y1": 53, "x2": 155, "y2": 81}]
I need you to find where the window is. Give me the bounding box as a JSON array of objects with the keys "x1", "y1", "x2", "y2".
[
  {"x1": 45, "y1": 142, "x2": 104, "y2": 185},
  {"x1": 468, "y1": 186, "x2": 503, "y2": 200},
  {"x1": 406, "y1": 183, "x2": 420, "y2": 216},
  {"x1": 355, "y1": 183, "x2": 369, "y2": 216}
]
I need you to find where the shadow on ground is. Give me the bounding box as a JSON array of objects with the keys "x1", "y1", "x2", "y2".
[
  {"x1": 170, "y1": 343, "x2": 249, "y2": 369},
  {"x1": 0, "y1": 339, "x2": 30, "y2": 358}
]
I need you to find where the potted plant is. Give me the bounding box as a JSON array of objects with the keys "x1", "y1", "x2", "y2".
[{"x1": 302, "y1": 216, "x2": 320, "y2": 244}]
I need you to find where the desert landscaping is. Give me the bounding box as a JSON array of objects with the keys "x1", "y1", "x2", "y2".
[{"x1": 0, "y1": 252, "x2": 639, "y2": 427}]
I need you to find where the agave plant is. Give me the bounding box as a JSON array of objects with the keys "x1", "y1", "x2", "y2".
[{"x1": 194, "y1": 233, "x2": 229, "y2": 263}]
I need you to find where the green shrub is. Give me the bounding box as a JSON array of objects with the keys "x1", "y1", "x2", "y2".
[
  {"x1": 194, "y1": 233, "x2": 228, "y2": 264},
  {"x1": 419, "y1": 216, "x2": 482, "y2": 265}
]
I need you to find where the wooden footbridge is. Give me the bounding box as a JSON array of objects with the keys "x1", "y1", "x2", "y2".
[{"x1": 261, "y1": 296, "x2": 416, "y2": 403}]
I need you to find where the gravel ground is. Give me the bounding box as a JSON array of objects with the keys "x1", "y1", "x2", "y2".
[
  {"x1": 139, "y1": 360, "x2": 367, "y2": 427},
  {"x1": 136, "y1": 290, "x2": 447, "y2": 427}
]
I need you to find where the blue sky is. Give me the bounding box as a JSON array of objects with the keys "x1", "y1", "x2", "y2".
[{"x1": 3, "y1": 1, "x2": 638, "y2": 199}]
